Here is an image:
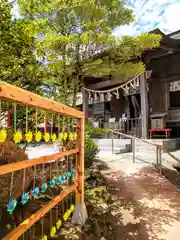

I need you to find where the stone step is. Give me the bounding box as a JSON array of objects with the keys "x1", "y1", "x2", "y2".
[
  {"x1": 135, "y1": 148, "x2": 156, "y2": 152},
  {"x1": 135, "y1": 139, "x2": 164, "y2": 152},
  {"x1": 99, "y1": 143, "x2": 132, "y2": 154},
  {"x1": 135, "y1": 144, "x2": 157, "y2": 149},
  {"x1": 162, "y1": 152, "x2": 180, "y2": 165},
  {"x1": 94, "y1": 138, "x2": 165, "y2": 153},
  {"x1": 135, "y1": 144, "x2": 157, "y2": 150}
]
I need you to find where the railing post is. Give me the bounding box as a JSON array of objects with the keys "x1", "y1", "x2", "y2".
[
  {"x1": 132, "y1": 138, "x2": 135, "y2": 163},
  {"x1": 158, "y1": 146, "x2": 162, "y2": 174},
  {"x1": 112, "y1": 131, "x2": 114, "y2": 154},
  {"x1": 72, "y1": 116, "x2": 87, "y2": 225},
  {"x1": 156, "y1": 146, "x2": 162, "y2": 173},
  {"x1": 156, "y1": 146, "x2": 159, "y2": 171}
]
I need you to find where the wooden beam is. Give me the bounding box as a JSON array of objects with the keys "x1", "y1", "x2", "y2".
[
  {"x1": 165, "y1": 74, "x2": 180, "y2": 82},
  {"x1": 3, "y1": 183, "x2": 78, "y2": 240},
  {"x1": 0, "y1": 81, "x2": 84, "y2": 119},
  {"x1": 87, "y1": 78, "x2": 125, "y2": 90},
  {"x1": 0, "y1": 148, "x2": 79, "y2": 175}
]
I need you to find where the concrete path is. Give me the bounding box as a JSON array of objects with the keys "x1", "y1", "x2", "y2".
[{"x1": 97, "y1": 151, "x2": 180, "y2": 240}]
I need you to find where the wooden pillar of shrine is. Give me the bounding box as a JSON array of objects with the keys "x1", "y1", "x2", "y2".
[
  {"x1": 82, "y1": 88, "x2": 88, "y2": 119},
  {"x1": 140, "y1": 73, "x2": 149, "y2": 138}
]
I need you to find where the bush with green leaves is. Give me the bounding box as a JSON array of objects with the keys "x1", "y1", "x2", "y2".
[
  {"x1": 85, "y1": 120, "x2": 110, "y2": 138},
  {"x1": 84, "y1": 121, "x2": 100, "y2": 168}
]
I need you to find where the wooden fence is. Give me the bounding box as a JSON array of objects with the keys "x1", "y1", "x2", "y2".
[{"x1": 0, "y1": 81, "x2": 85, "y2": 239}]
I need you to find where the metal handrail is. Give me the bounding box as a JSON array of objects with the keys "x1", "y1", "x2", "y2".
[
  {"x1": 108, "y1": 129, "x2": 162, "y2": 172},
  {"x1": 109, "y1": 129, "x2": 162, "y2": 148},
  {"x1": 106, "y1": 129, "x2": 180, "y2": 192}
]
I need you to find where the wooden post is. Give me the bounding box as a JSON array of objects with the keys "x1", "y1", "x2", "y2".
[
  {"x1": 140, "y1": 73, "x2": 148, "y2": 138},
  {"x1": 76, "y1": 117, "x2": 85, "y2": 204},
  {"x1": 164, "y1": 81, "x2": 169, "y2": 112},
  {"x1": 82, "y1": 88, "x2": 88, "y2": 119},
  {"x1": 72, "y1": 115, "x2": 88, "y2": 225},
  {"x1": 7, "y1": 108, "x2": 11, "y2": 131},
  {"x1": 125, "y1": 95, "x2": 130, "y2": 117}
]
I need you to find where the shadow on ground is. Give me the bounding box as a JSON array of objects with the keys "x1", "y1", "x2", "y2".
[
  {"x1": 4, "y1": 158, "x2": 178, "y2": 240},
  {"x1": 58, "y1": 159, "x2": 180, "y2": 240},
  {"x1": 104, "y1": 167, "x2": 180, "y2": 240}
]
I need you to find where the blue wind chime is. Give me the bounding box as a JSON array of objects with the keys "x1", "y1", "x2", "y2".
[{"x1": 7, "y1": 168, "x2": 75, "y2": 213}]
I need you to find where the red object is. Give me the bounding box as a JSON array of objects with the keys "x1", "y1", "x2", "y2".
[
  {"x1": 31, "y1": 111, "x2": 36, "y2": 117},
  {"x1": 44, "y1": 119, "x2": 48, "y2": 133},
  {"x1": 7, "y1": 109, "x2": 11, "y2": 131},
  {"x1": 149, "y1": 128, "x2": 171, "y2": 139}
]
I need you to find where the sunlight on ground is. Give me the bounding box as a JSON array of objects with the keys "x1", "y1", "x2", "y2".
[
  {"x1": 99, "y1": 152, "x2": 180, "y2": 240},
  {"x1": 138, "y1": 197, "x2": 176, "y2": 212},
  {"x1": 123, "y1": 166, "x2": 144, "y2": 175}
]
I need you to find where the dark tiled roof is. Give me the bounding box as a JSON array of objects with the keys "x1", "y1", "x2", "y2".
[
  {"x1": 150, "y1": 28, "x2": 180, "y2": 51},
  {"x1": 167, "y1": 29, "x2": 180, "y2": 39}
]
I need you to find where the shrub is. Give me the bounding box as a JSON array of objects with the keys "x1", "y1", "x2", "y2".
[
  {"x1": 84, "y1": 121, "x2": 100, "y2": 168},
  {"x1": 85, "y1": 120, "x2": 109, "y2": 138}
]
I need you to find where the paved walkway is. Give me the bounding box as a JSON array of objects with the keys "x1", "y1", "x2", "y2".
[{"x1": 97, "y1": 152, "x2": 180, "y2": 240}]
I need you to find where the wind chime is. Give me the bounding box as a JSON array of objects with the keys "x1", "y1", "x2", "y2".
[
  {"x1": 2, "y1": 103, "x2": 77, "y2": 238},
  {"x1": 0, "y1": 105, "x2": 77, "y2": 145},
  {"x1": 40, "y1": 116, "x2": 76, "y2": 240}
]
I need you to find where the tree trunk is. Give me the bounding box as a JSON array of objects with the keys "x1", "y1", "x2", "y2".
[
  {"x1": 72, "y1": 43, "x2": 81, "y2": 108},
  {"x1": 72, "y1": 75, "x2": 79, "y2": 108}
]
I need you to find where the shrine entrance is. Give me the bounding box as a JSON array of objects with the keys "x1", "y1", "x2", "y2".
[{"x1": 82, "y1": 71, "x2": 151, "y2": 138}]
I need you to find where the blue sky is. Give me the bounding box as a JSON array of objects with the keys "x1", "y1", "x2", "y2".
[
  {"x1": 12, "y1": 0, "x2": 180, "y2": 37},
  {"x1": 114, "y1": 0, "x2": 180, "y2": 36}
]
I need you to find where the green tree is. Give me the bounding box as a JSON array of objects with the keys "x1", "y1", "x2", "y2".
[
  {"x1": 0, "y1": 0, "x2": 50, "y2": 129},
  {"x1": 0, "y1": 0, "x2": 45, "y2": 92},
  {"x1": 18, "y1": 0, "x2": 161, "y2": 106}
]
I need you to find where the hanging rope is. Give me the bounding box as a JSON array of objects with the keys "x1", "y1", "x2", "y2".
[{"x1": 82, "y1": 71, "x2": 151, "y2": 103}]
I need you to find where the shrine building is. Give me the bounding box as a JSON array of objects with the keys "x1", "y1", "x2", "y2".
[{"x1": 77, "y1": 28, "x2": 180, "y2": 139}]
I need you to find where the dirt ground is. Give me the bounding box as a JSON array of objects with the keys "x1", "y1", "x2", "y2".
[
  {"x1": 57, "y1": 159, "x2": 180, "y2": 240},
  {"x1": 102, "y1": 166, "x2": 180, "y2": 240}
]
